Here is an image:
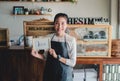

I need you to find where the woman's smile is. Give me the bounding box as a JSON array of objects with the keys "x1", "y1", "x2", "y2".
[{"x1": 54, "y1": 17, "x2": 67, "y2": 36}]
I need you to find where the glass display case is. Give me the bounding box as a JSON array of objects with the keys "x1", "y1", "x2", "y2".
[
  {"x1": 24, "y1": 19, "x2": 112, "y2": 57},
  {"x1": 68, "y1": 24, "x2": 112, "y2": 57}
]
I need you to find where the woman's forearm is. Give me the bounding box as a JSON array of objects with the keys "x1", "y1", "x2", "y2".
[
  {"x1": 59, "y1": 57, "x2": 66, "y2": 64},
  {"x1": 58, "y1": 56, "x2": 76, "y2": 67}
]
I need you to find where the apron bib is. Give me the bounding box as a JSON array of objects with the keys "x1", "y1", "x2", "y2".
[{"x1": 43, "y1": 35, "x2": 73, "y2": 81}]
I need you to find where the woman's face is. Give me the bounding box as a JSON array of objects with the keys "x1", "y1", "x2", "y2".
[{"x1": 54, "y1": 17, "x2": 67, "y2": 36}]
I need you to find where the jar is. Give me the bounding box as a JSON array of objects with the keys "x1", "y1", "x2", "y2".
[{"x1": 25, "y1": 36, "x2": 33, "y2": 47}]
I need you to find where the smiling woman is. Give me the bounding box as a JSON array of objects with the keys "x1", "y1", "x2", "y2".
[{"x1": 31, "y1": 13, "x2": 77, "y2": 81}]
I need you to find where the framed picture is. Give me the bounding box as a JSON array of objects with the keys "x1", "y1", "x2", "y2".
[
  {"x1": 13, "y1": 6, "x2": 24, "y2": 15},
  {"x1": 32, "y1": 36, "x2": 51, "y2": 51}
]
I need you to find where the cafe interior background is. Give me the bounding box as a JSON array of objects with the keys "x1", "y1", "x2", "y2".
[
  {"x1": 0, "y1": 0, "x2": 118, "y2": 40},
  {"x1": 0, "y1": 0, "x2": 120, "y2": 81}
]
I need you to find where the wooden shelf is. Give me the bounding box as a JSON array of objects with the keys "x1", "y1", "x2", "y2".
[
  {"x1": 68, "y1": 24, "x2": 110, "y2": 28},
  {"x1": 0, "y1": 1, "x2": 71, "y2": 2},
  {"x1": 77, "y1": 40, "x2": 108, "y2": 44},
  {"x1": 76, "y1": 57, "x2": 120, "y2": 81},
  {"x1": 12, "y1": 14, "x2": 52, "y2": 16}
]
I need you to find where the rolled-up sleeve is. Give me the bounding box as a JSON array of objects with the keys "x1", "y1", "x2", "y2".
[{"x1": 66, "y1": 37, "x2": 77, "y2": 67}]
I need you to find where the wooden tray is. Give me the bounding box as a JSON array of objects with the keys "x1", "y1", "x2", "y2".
[
  {"x1": 23, "y1": 18, "x2": 54, "y2": 36},
  {"x1": 23, "y1": 18, "x2": 55, "y2": 47}
]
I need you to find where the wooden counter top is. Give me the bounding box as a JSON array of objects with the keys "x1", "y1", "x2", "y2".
[
  {"x1": 9, "y1": 46, "x2": 24, "y2": 50},
  {"x1": 0, "y1": 46, "x2": 120, "y2": 81}
]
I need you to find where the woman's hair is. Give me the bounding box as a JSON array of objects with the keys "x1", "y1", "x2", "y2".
[
  {"x1": 54, "y1": 13, "x2": 70, "y2": 34},
  {"x1": 54, "y1": 13, "x2": 69, "y2": 24}
]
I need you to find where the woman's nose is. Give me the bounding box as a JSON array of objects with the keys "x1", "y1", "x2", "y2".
[{"x1": 58, "y1": 24, "x2": 62, "y2": 28}]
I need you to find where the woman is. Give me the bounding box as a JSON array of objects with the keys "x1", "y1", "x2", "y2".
[{"x1": 31, "y1": 13, "x2": 76, "y2": 81}]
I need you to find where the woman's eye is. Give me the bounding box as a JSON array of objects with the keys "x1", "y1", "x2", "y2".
[
  {"x1": 55, "y1": 22, "x2": 58, "y2": 24},
  {"x1": 62, "y1": 22, "x2": 65, "y2": 25}
]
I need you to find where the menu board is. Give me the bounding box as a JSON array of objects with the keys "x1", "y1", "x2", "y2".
[{"x1": 32, "y1": 37, "x2": 51, "y2": 51}]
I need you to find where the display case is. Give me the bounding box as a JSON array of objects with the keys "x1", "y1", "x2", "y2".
[
  {"x1": 0, "y1": 28, "x2": 9, "y2": 47},
  {"x1": 68, "y1": 24, "x2": 112, "y2": 57},
  {"x1": 24, "y1": 19, "x2": 112, "y2": 57}
]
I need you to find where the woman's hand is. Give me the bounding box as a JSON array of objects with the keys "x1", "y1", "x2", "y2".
[
  {"x1": 49, "y1": 48, "x2": 57, "y2": 59},
  {"x1": 31, "y1": 49, "x2": 44, "y2": 60}
]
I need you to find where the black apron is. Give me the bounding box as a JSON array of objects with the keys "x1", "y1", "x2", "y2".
[{"x1": 43, "y1": 34, "x2": 73, "y2": 81}]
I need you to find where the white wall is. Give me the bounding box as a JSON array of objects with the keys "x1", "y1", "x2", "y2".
[
  {"x1": 111, "y1": 0, "x2": 118, "y2": 39},
  {"x1": 0, "y1": 0, "x2": 111, "y2": 40}
]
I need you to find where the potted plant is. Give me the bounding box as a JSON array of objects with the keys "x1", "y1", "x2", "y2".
[{"x1": 70, "y1": 0, "x2": 77, "y2": 3}]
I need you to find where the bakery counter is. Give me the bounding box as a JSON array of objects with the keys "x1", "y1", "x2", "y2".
[
  {"x1": 76, "y1": 57, "x2": 120, "y2": 81},
  {"x1": 1, "y1": 46, "x2": 120, "y2": 81},
  {"x1": 0, "y1": 46, "x2": 45, "y2": 81}
]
